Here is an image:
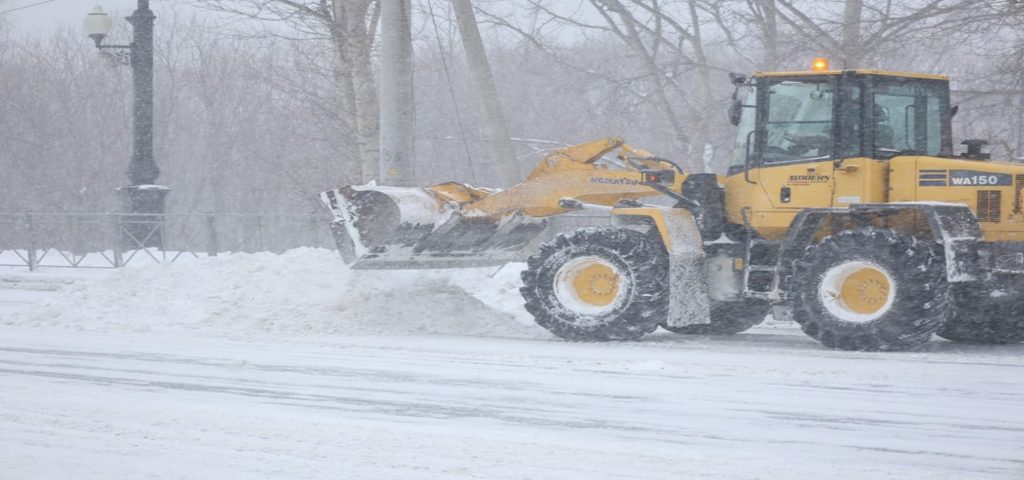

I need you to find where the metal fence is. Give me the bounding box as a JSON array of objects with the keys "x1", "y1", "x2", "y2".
[
  {"x1": 0, "y1": 211, "x2": 613, "y2": 271},
  {"x1": 0, "y1": 213, "x2": 335, "y2": 270}
]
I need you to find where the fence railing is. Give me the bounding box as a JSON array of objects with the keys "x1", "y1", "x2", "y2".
[
  {"x1": 0, "y1": 213, "x2": 335, "y2": 270},
  {"x1": 0, "y1": 211, "x2": 612, "y2": 271}
]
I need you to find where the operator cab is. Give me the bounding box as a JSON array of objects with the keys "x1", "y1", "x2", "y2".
[{"x1": 729, "y1": 62, "x2": 953, "y2": 175}]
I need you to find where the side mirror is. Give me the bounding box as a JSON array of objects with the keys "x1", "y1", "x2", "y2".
[
  {"x1": 950, "y1": 105, "x2": 959, "y2": 118},
  {"x1": 728, "y1": 99, "x2": 743, "y2": 126},
  {"x1": 728, "y1": 72, "x2": 747, "y2": 86}
]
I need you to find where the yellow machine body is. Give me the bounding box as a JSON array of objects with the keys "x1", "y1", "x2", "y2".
[{"x1": 724, "y1": 155, "x2": 1024, "y2": 242}]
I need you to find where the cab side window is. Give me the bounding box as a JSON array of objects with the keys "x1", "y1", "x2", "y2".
[
  {"x1": 763, "y1": 80, "x2": 834, "y2": 164},
  {"x1": 872, "y1": 79, "x2": 947, "y2": 157}
]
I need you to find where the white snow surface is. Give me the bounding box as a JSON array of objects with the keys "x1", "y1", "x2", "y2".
[
  {"x1": 2, "y1": 249, "x2": 1024, "y2": 479},
  {"x1": 3, "y1": 248, "x2": 541, "y2": 338}
]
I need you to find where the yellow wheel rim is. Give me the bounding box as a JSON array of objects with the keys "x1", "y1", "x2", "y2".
[
  {"x1": 553, "y1": 256, "x2": 626, "y2": 315},
  {"x1": 818, "y1": 261, "x2": 896, "y2": 323},
  {"x1": 839, "y1": 267, "x2": 891, "y2": 315},
  {"x1": 571, "y1": 262, "x2": 621, "y2": 307}
]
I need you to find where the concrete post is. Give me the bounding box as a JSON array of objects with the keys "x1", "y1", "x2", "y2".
[{"x1": 378, "y1": 0, "x2": 416, "y2": 186}]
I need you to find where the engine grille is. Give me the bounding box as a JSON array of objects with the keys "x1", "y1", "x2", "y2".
[{"x1": 977, "y1": 190, "x2": 1002, "y2": 223}]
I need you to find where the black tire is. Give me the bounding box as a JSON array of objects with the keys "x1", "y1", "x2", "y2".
[
  {"x1": 936, "y1": 288, "x2": 1024, "y2": 344},
  {"x1": 660, "y1": 300, "x2": 768, "y2": 335},
  {"x1": 788, "y1": 228, "x2": 948, "y2": 351},
  {"x1": 520, "y1": 227, "x2": 668, "y2": 341}
]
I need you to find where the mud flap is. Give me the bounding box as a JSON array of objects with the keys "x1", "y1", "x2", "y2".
[
  {"x1": 666, "y1": 250, "x2": 711, "y2": 327},
  {"x1": 613, "y1": 206, "x2": 710, "y2": 327}
]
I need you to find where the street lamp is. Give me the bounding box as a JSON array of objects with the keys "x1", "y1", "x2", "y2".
[
  {"x1": 85, "y1": 3, "x2": 169, "y2": 249},
  {"x1": 84, "y1": 6, "x2": 113, "y2": 48}
]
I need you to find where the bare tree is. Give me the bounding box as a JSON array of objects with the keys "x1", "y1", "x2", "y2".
[
  {"x1": 193, "y1": 0, "x2": 381, "y2": 182},
  {"x1": 480, "y1": 0, "x2": 728, "y2": 171},
  {"x1": 451, "y1": 0, "x2": 521, "y2": 185},
  {"x1": 7, "y1": 0, "x2": 1024, "y2": 225},
  {"x1": 765, "y1": 0, "x2": 1005, "y2": 68},
  {"x1": 332, "y1": 0, "x2": 381, "y2": 183}
]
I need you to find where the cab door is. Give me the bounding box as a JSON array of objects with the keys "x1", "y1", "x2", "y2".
[
  {"x1": 726, "y1": 76, "x2": 839, "y2": 239},
  {"x1": 832, "y1": 75, "x2": 953, "y2": 208}
]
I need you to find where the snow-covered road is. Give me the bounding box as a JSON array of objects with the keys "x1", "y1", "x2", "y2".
[
  {"x1": 3, "y1": 327, "x2": 1023, "y2": 479},
  {"x1": 2, "y1": 251, "x2": 1023, "y2": 479}
]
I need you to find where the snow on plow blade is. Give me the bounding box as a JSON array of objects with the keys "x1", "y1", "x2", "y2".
[{"x1": 321, "y1": 185, "x2": 547, "y2": 269}]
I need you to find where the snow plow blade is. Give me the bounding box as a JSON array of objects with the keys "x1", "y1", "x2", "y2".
[{"x1": 320, "y1": 185, "x2": 547, "y2": 270}]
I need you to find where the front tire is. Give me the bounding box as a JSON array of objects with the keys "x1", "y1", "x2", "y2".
[
  {"x1": 660, "y1": 300, "x2": 768, "y2": 335},
  {"x1": 788, "y1": 228, "x2": 948, "y2": 351},
  {"x1": 520, "y1": 227, "x2": 668, "y2": 341}
]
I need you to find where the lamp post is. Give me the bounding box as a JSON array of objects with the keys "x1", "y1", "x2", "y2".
[{"x1": 85, "y1": 3, "x2": 168, "y2": 249}]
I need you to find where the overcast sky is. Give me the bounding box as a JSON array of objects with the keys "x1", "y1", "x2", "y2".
[
  {"x1": 3, "y1": 0, "x2": 601, "y2": 45},
  {"x1": 2, "y1": 0, "x2": 191, "y2": 33}
]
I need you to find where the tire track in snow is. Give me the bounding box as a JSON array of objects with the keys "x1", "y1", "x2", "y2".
[{"x1": 2, "y1": 331, "x2": 1024, "y2": 479}]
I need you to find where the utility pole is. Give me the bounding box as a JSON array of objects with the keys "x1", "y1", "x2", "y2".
[{"x1": 378, "y1": 0, "x2": 415, "y2": 186}]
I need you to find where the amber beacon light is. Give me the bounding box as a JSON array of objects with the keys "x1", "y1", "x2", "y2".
[{"x1": 811, "y1": 57, "x2": 830, "y2": 71}]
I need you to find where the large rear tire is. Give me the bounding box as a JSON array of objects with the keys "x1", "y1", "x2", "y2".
[
  {"x1": 936, "y1": 288, "x2": 1024, "y2": 344},
  {"x1": 520, "y1": 227, "x2": 668, "y2": 341},
  {"x1": 660, "y1": 300, "x2": 768, "y2": 335},
  {"x1": 787, "y1": 228, "x2": 948, "y2": 351}
]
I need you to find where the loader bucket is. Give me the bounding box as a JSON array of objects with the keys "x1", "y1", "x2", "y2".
[{"x1": 321, "y1": 185, "x2": 547, "y2": 269}]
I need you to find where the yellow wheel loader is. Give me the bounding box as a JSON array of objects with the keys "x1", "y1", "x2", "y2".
[{"x1": 322, "y1": 61, "x2": 1024, "y2": 351}]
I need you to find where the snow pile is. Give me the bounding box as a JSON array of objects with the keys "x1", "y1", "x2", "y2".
[{"x1": 3, "y1": 248, "x2": 544, "y2": 339}]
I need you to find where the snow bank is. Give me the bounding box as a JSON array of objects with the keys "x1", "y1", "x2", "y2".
[{"x1": 3, "y1": 248, "x2": 545, "y2": 339}]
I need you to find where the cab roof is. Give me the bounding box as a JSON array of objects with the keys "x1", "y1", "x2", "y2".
[{"x1": 752, "y1": 69, "x2": 948, "y2": 81}]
